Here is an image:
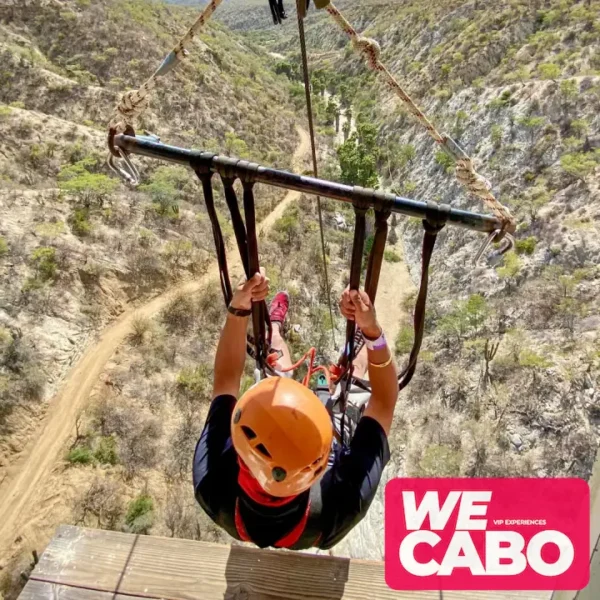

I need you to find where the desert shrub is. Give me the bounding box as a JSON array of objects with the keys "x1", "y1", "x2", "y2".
[
  {"x1": 118, "y1": 414, "x2": 162, "y2": 479},
  {"x1": 538, "y1": 63, "x2": 561, "y2": 81},
  {"x1": 58, "y1": 159, "x2": 118, "y2": 206},
  {"x1": 515, "y1": 236, "x2": 537, "y2": 255},
  {"x1": 384, "y1": 249, "x2": 401, "y2": 262},
  {"x1": 560, "y1": 152, "x2": 598, "y2": 181},
  {"x1": 125, "y1": 494, "x2": 155, "y2": 534},
  {"x1": 497, "y1": 251, "x2": 522, "y2": 290},
  {"x1": 30, "y1": 247, "x2": 57, "y2": 282},
  {"x1": 130, "y1": 314, "x2": 152, "y2": 345},
  {"x1": 518, "y1": 348, "x2": 552, "y2": 369},
  {"x1": 418, "y1": 444, "x2": 462, "y2": 476},
  {"x1": 73, "y1": 477, "x2": 124, "y2": 529},
  {"x1": 438, "y1": 294, "x2": 489, "y2": 344},
  {"x1": 163, "y1": 240, "x2": 193, "y2": 268},
  {"x1": 176, "y1": 364, "x2": 212, "y2": 407},
  {"x1": 272, "y1": 207, "x2": 301, "y2": 249},
  {"x1": 0, "y1": 236, "x2": 8, "y2": 257},
  {"x1": 67, "y1": 446, "x2": 94, "y2": 465},
  {"x1": 164, "y1": 416, "x2": 197, "y2": 481},
  {"x1": 491, "y1": 125, "x2": 503, "y2": 147},
  {"x1": 395, "y1": 325, "x2": 414, "y2": 355},
  {"x1": 94, "y1": 435, "x2": 119, "y2": 465},
  {"x1": 434, "y1": 150, "x2": 454, "y2": 172},
  {"x1": 139, "y1": 166, "x2": 188, "y2": 218},
  {"x1": 161, "y1": 293, "x2": 198, "y2": 333},
  {"x1": 164, "y1": 487, "x2": 200, "y2": 539},
  {"x1": 69, "y1": 207, "x2": 92, "y2": 237}
]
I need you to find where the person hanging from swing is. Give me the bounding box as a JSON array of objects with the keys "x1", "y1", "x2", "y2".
[{"x1": 193, "y1": 269, "x2": 399, "y2": 550}]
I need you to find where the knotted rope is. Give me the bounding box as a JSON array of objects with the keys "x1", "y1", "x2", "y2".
[
  {"x1": 325, "y1": 2, "x2": 515, "y2": 233},
  {"x1": 108, "y1": 0, "x2": 223, "y2": 155}
]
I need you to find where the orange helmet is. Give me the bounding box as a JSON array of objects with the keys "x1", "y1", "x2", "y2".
[{"x1": 231, "y1": 377, "x2": 333, "y2": 497}]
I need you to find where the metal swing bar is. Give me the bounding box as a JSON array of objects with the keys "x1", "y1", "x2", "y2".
[
  {"x1": 111, "y1": 133, "x2": 514, "y2": 398},
  {"x1": 112, "y1": 133, "x2": 510, "y2": 239}
]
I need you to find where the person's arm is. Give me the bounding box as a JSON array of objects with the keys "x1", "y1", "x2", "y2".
[
  {"x1": 212, "y1": 269, "x2": 269, "y2": 399},
  {"x1": 339, "y1": 289, "x2": 399, "y2": 436}
]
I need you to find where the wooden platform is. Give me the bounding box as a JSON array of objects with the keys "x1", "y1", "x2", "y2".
[{"x1": 20, "y1": 525, "x2": 551, "y2": 600}]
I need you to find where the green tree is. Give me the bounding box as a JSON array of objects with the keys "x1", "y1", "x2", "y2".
[
  {"x1": 570, "y1": 119, "x2": 589, "y2": 137},
  {"x1": 560, "y1": 152, "x2": 598, "y2": 181},
  {"x1": 560, "y1": 79, "x2": 578, "y2": 101},
  {"x1": 273, "y1": 207, "x2": 300, "y2": 248},
  {"x1": 517, "y1": 116, "x2": 546, "y2": 147},
  {"x1": 224, "y1": 132, "x2": 250, "y2": 159},
  {"x1": 515, "y1": 236, "x2": 537, "y2": 255},
  {"x1": 435, "y1": 150, "x2": 454, "y2": 173},
  {"x1": 139, "y1": 166, "x2": 188, "y2": 218},
  {"x1": 453, "y1": 110, "x2": 468, "y2": 140},
  {"x1": 58, "y1": 159, "x2": 118, "y2": 207},
  {"x1": 400, "y1": 144, "x2": 416, "y2": 165},
  {"x1": 491, "y1": 125, "x2": 503, "y2": 148},
  {"x1": 497, "y1": 251, "x2": 522, "y2": 291},
  {"x1": 325, "y1": 99, "x2": 338, "y2": 127},
  {"x1": 337, "y1": 119, "x2": 380, "y2": 188}
]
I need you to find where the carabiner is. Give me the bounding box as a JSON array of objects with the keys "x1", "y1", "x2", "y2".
[
  {"x1": 473, "y1": 229, "x2": 516, "y2": 265},
  {"x1": 107, "y1": 147, "x2": 140, "y2": 187}
]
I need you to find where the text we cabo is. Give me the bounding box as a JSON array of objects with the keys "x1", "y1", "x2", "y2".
[{"x1": 384, "y1": 478, "x2": 589, "y2": 590}]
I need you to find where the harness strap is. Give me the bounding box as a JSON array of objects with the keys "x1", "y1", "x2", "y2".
[
  {"x1": 365, "y1": 208, "x2": 391, "y2": 304},
  {"x1": 242, "y1": 177, "x2": 272, "y2": 368},
  {"x1": 398, "y1": 203, "x2": 450, "y2": 390},
  {"x1": 194, "y1": 159, "x2": 233, "y2": 305}
]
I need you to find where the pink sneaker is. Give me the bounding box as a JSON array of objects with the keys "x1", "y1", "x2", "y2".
[{"x1": 269, "y1": 292, "x2": 289, "y2": 324}]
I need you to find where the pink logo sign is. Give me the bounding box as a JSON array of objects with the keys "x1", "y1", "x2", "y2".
[{"x1": 385, "y1": 478, "x2": 589, "y2": 591}]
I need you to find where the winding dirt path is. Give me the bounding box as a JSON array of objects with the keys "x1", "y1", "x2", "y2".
[{"x1": 0, "y1": 126, "x2": 310, "y2": 556}]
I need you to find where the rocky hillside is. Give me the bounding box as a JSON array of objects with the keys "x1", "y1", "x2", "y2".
[
  {"x1": 0, "y1": 1, "x2": 300, "y2": 587},
  {"x1": 268, "y1": 0, "x2": 600, "y2": 483},
  {"x1": 1, "y1": 0, "x2": 599, "y2": 594}
]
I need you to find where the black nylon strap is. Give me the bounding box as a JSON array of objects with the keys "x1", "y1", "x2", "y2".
[
  {"x1": 196, "y1": 169, "x2": 233, "y2": 306},
  {"x1": 365, "y1": 209, "x2": 391, "y2": 304},
  {"x1": 221, "y1": 177, "x2": 250, "y2": 277},
  {"x1": 398, "y1": 213, "x2": 447, "y2": 391},
  {"x1": 242, "y1": 180, "x2": 271, "y2": 368}
]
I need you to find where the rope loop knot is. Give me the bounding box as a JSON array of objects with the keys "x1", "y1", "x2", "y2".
[{"x1": 352, "y1": 36, "x2": 381, "y2": 70}]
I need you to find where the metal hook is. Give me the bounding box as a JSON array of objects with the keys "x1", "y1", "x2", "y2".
[
  {"x1": 473, "y1": 230, "x2": 515, "y2": 265},
  {"x1": 107, "y1": 147, "x2": 140, "y2": 187}
]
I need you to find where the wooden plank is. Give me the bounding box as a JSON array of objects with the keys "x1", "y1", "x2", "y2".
[
  {"x1": 24, "y1": 525, "x2": 550, "y2": 600},
  {"x1": 20, "y1": 580, "x2": 127, "y2": 599}
]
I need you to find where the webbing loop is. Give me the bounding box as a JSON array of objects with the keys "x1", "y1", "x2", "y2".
[{"x1": 397, "y1": 211, "x2": 447, "y2": 391}]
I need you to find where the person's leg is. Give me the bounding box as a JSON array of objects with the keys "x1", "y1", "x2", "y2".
[
  {"x1": 269, "y1": 292, "x2": 293, "y2": 373},
  {"x1": 271, "y1": 322, "x2": 293, "y2": 371}
]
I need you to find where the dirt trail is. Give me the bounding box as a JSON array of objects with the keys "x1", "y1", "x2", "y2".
[{"x1": 0, "y1": 126, "x2": 310, "y2": 556}]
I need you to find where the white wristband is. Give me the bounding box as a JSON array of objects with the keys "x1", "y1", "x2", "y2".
[{"x1": 364, "y1": 332, "x2": 387, "y2": 351}]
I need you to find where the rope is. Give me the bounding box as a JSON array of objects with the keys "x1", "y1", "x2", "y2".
[
  {"x1": 108, "y1": 0, "x2": 223, "y2": 150},
  {"x1": 297, "y1": 10, "x2": 338, "y2": 351},
  {"x1": 324, "y1": 2, "x2": 515, "y2": 233}
]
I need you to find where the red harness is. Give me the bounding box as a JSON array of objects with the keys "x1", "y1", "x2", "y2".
[{"x1": 235, "y1": 458, "x2": 311, "y2": 548}]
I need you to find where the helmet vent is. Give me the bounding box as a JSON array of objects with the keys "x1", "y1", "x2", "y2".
[
  {"x1": 241, "y1": 426, "x2": 257, "y2": 440},
  {"x1": 255, "y1": 443, "x2": 271, "y2": 458}
]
